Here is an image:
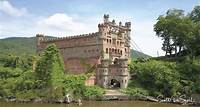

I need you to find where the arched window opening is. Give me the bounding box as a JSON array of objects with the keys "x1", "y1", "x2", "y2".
[{"x1": 106, "y1": 48, "x2": 108, "y2": 53}]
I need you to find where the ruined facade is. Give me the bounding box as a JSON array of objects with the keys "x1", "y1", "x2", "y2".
[{"x1": 36, "y1": 14, "x2": 131, "y2": 88}]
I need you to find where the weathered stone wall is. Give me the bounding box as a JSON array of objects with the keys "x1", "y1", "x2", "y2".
[{"x1": 97, "y1": 59, "x2": 130, "y2": 89}]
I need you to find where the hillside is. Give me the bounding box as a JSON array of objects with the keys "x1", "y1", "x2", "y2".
[
  {"x1": 0, "y1": 37, "x2": 36, "y2": 57},
  {"x1": 0, "y1": 37, "x2": 150, "y2": 59},
  {"x1": 131, "y1": 50, "x2": 151, "y2": 59}
]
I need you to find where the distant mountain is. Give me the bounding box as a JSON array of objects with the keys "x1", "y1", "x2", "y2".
[
  {"x1": 131, "y1": 49, "x2": 151, "y2": 59},
  {"x1": 0, "y1": 37, "x2": 151, "y2": 58},
  {"x1": 0, "y1": 37, "x2": 36, "y2": 57}
]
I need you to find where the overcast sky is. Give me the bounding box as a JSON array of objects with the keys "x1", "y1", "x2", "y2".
[{"x1": 0, "y1": 0, "x2": 199, "y2": 56}]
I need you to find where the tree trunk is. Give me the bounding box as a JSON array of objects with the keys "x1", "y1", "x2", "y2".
[
  {"x1": 175, "y1": 45, "x2": 177, "y2": 56},
  {"x1": 179, "y1": 46, "x2": 182, "y2": 53}
]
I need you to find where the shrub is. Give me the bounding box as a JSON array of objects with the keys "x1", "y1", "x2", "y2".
[
  {"x1": 129, "y1": 60, "x2": 180, "y2": 97},
  {"x1": 83, "y1": 86, "x2": 105, "y2": 99},
  {"x1": 123, "y1": 87, "x2": 149, "y2": 97}
]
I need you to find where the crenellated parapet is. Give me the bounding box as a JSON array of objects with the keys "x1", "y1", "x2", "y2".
[
  {"x1": 99, "y1": 14, "x2": 131, "y2": 30},
  {"x1": 40, "y1": 32, "x2": 99, "y2": 42}
]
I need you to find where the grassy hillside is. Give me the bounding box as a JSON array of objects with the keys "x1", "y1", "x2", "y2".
[
  {"x1": 0, "y1": 37, "x2": 151, "y2": 59},
  {"x1": 0, "y1": 37, "x2": 36, "y2": 57},
  {"x1": 131, "y1": 49, "x2": 151, "y2": 59}
]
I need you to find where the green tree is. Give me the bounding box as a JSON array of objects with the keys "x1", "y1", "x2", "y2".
[
  {"x1": 63, "y1": 74, "x2": 86, "y2": 97},
  {"x1": 129, "y1": 60, "x2": 180, "y2": 97},
  {"x1": 83, "y1": 86, "x2": 105, "y2": 99},
  {"x1": 35, "y1": 44, "x2": 65, "y2": 89},
  {"x1": 177, "y1": 58, "x2": 200, "y2": 94},
  {"x1": 190, "y1": 6, "x2": 200, "y2": 22},
  {"x1": 154, "y1": 9, "x2": 196, "y2": 57},
  {"x1": 184, "y1": 22, "x2": 200, "y2": 56}
]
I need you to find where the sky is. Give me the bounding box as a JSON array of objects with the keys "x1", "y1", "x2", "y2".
[{"x1": 0, "y1": 0, "x2": 199, "y2": 56}]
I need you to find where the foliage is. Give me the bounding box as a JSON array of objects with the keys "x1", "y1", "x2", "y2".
[
  {"x1": 0, "y1": 67, "x2": 23, "y2": 79},
  {"x1": 0, "y1": 37, "x2": 36, "y2": 58},
  {"x1": 35, "y1": 44, "x2": 65, "y2": 89},
  {"x1": 0, "y1": 44, "x2": 104, "y2": 101},
  {"x1": 123, "y1": 87, "x2": 149, "y2": 97},
  {"x1": 176, "y1": 58, "x2": 200, "y2": 95},
  {"x1": 83, "y1": 86, "x2": 105, "y2": 99},
  {"x1": 15, "y1": 90, "x2": 37, "y2": 99},
  {"x1": 190, "y1": 6, "x2": 200, "y2": 22},
  {"x1": 129, "y1": 58, "x2": 200, "y2": 97},
  {"x1": 154, "y1": 6, "x2": 200, "y2": 57},
  {"x1": 129, "y1": 60, "x2": 180, "y2": 97},
  {"x1": 1, "y1": 54, "x2": 36, "y2": 70},
  {"x1": 151, "y1": 5, "x2": 200, "y2": 97},
  {"x1": 154, "y1": 9, "x2": 192, "y2": 56},
  {"x1": 0, "y1": 67, "x2": 34, "y2": 97},
  {"x1": 14, "y1": 70, "x2": 36, "y2": 92},
  {"x1": 131, "y1": 49, "x2": 151, "y2": 59},
  {"x1": 63, "y1": 75, "x2": 104, "y2": 99},
  {"x1": 63, "y1": 74, "x2": 86, "y2": 97}
]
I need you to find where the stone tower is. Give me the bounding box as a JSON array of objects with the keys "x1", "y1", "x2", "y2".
[
  {"x1": 96, "y1": 14, "x2": 131, "y2": 89},
  {"x1": 117, "y1": 59, "x2": 129, "y2": 88},
  {"x1": 97, "y1": 59, "x2": 110, "y2": 88},
  {"x1": 36, "y1": 34, "x2": 44, "y2": 53},
  {"x1": 98, "y1": 14, "x2": 131, "y2": 61},
  {"x1": 97, "y1": 58, "x2": 130, "y2": 89}
]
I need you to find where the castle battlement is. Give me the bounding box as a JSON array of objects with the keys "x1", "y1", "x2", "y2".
[
  {"x1": 98, "y1": 14, "x2": 131, "y2": 31},
  {"x1": 37, "y1": 32, "x2": 99, "y2": 43}
]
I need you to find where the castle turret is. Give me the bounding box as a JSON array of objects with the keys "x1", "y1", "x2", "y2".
[
  {"x1": 36, "y1": 34, "x2": 44, "y2": 53},
  {"x1": 97, "y1": 59, "x2": 109, "y2": 88},
  {"x1": 119, "y1": 22, "x2": 122, "y2": 26},
  {"x1": 125, "y1": 22, "x2": 131, "y2": 29},
  {"x1": 36, "y1": 34, "x2": 44, "y2": 46},
  {"x1": 124, "y1": 22, "x2": 131, "y2": 59},
  {"x1": 103, "y1": 14, "x2": 109, "y2": 23},
  {"x1": 118, "y1": 59, "x2": 129, "y2": 88}
]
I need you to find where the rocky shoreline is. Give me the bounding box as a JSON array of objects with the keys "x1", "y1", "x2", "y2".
[
  {"x1": 0, "y1": 96, "x2": 83, "y2": 105},
  {"x1": 128, "y1": 95, "x2": 200, "y2": 106},
  {"x1": 1, "y1": 94, "x2": 200, "y2": 106}
]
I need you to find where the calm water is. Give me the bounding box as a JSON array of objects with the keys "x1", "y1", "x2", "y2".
[{"x1": 0, "y1": 101, "x2": 200, "y2": 107}]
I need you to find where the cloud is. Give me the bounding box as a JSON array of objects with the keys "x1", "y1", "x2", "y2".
[
  {"x1": 0, "y1": 1, "x2": 27, "y2": 17},
  {"x1": 132, "y1": 20, "x2": 165, "y2": 56},
  {"x1": 36, "y1": 13, "x2": 95, "y2": 36}
]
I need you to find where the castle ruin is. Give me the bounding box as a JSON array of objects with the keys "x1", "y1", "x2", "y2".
[{"x1": 36, "y1": 14, "x2": 131, "y2": 88}]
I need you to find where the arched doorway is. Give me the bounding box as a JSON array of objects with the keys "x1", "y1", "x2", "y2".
[
  {"x1": 113, "y1": 58, "x2": 118, "y2": 64},
  {"x1": 110, "y1": 79, "x2": 120, "y2": 88}
]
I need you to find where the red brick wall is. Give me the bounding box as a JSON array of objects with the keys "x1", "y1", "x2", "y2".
[
  {"x1": 37, "y1": 34, "x2": 103, "y2": 74},
  {"x1": 85, "y1": 75, "x2": 96, "y2": 86},
  {"x1": 64, "y1": 57, "x2": 100, "y2": 74}
]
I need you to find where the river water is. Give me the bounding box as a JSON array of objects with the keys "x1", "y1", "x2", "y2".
[{"x1": 0, "y1": 101, "x2": 199, "y2": 107}]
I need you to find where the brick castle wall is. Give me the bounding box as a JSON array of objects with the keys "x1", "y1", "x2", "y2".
[{"x1": 37, "y1": 33, "x2": 103, "y2": 74}]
